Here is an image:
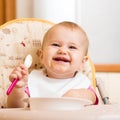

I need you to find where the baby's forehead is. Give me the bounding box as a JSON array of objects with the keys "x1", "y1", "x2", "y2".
[
  {"x1": 42, "y1": 24, "x2": 88, "y2": 44},
  {"x1": 48, "y1": 25, "x2": 86, "y2": 36}
]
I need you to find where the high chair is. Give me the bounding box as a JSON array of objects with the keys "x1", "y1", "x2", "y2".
[{"x1": 0, "y1": 18, "x2": 109, "y2": 108}]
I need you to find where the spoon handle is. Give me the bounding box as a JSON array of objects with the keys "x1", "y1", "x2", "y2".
[{"x1": 6, "y1": 78, "x2": 19, "y2": 95}]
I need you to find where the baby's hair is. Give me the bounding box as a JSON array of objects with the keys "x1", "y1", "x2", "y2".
[
  {"x1": 57, "y1": 21, "x2": 85, "y2": 32},
  {"x1": 42, "y1": 21, "x2": 89, "y2": 55}
]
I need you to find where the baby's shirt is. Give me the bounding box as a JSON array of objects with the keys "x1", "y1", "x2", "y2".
[{"x1": 28, "y1": 69, "x2": 92, "y2": 98}]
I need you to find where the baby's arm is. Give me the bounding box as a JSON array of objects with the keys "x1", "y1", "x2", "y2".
[
  {"x1": 7, "y1": 64, "x2": 29, "y2": 108},
  {"x1": 63, "y1": 88, "x2": 97, "y2": 104}
]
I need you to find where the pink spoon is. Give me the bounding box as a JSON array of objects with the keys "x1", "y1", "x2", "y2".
[{"x1": 6, "y1": 54, "x2": 32, "y2": 95}]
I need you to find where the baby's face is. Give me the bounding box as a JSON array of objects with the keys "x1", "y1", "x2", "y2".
[{"x1": 40, "y1": 25, "x2": 87, "y2": 79}]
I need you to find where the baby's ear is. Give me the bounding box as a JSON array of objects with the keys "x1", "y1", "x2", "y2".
[
  {"x1": 82, "y1": 56, "x2": 88, "y2": 64},
  {"x1": 79, "y1": 56, "x2": 88, "y2": 71},
  {"x1": 39, "y1": 49, "x2": 46, "y2": 69},
  {"x1": 39, "y1": 49, "x2": 43, "y2": 63}
]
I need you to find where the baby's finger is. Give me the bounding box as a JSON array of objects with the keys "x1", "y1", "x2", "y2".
[
  {"x1": 14, "y1": 70, "x2": 23, "y2": 79},
  {"x1": 19, "y1": 64, "x2": 27, "y2": 70},
  {"x1": 15, "y1": 66, "x2": 23, "y2": 72},
  {"x1": 21, "y1": 69, "x2": 28, "y2": 75},
  {"x1": 9, "y1": 73, "x2": 18, "y2": 82},
  {"x1": 15, "y1": 78, "x2": 28, "y2": 88}
]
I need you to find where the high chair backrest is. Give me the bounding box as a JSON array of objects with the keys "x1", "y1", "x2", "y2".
[{"x1": 0, "y1": 18, "x2": 96, "y2": 108}]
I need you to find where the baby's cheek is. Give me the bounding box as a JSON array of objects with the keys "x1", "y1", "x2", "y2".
[{"x1": 50, "y1": 61, "x2": 54, "y2": 68}]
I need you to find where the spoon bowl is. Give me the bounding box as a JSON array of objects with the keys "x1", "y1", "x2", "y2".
[{"x1": 24, "y1": 54, "x2": 32, "y2": 68}]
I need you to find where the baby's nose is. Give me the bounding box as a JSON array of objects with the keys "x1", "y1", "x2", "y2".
[{"x1": 57, "y1": 47, "x2": 67, "y2": 54}]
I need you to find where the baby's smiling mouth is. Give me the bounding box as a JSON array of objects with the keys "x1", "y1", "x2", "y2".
[{"x1": 53, "y1": 57, "x2": 70, "y2": 62}]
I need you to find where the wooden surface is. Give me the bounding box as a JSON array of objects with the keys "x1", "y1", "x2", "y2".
[
  {"x1": 95, "y1": 64, "x2": 120, "y2": 72},
  {"x1": 0, "y1": 0, "x2": 16, "y2": 25}
]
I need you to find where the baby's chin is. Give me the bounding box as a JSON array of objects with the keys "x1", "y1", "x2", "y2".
[
  {"x1": 50, "y1": 61, "x2": 70, "y2": 70},
  {"x1": 47, "y1": 69, "x2": 75, "y2": 79},
  {"x1": 50, "y1": 66, "x2": 70, "y2": 73}
]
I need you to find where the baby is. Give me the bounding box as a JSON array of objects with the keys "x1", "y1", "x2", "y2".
[{"x1": 7, "y1": 21, "x2": 98, "y2": 108}]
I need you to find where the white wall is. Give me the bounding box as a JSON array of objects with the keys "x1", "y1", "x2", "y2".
[
  {"x1": 16, "y1": 0, "x2": 33, "y2": 18},
  {"x1": 33, "y1": 0, "x2": 76, "y2": 23},
  {"x1": 16, "y1": 0, "x2": 120, "y2": 64},
  {"x1": 78, "y1": 0, "x2": 120, "y2": 64}
]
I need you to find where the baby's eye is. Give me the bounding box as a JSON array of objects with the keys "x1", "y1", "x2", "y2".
[
  {"x1": 69, "y1": 46, "x2": 77, "y2": 49},
  {"x1": 51, "y1": 43, "x2": 60, "y2": 47}
]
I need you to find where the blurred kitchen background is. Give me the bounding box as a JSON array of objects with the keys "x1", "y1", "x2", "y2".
[{"x1": 0, "y1": 0, "x2": 120, "y2": 103}]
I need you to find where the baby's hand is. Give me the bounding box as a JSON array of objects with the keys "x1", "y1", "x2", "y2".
[{"x1": 9, "y1": 64, "x2": 29, "y2": 88}]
